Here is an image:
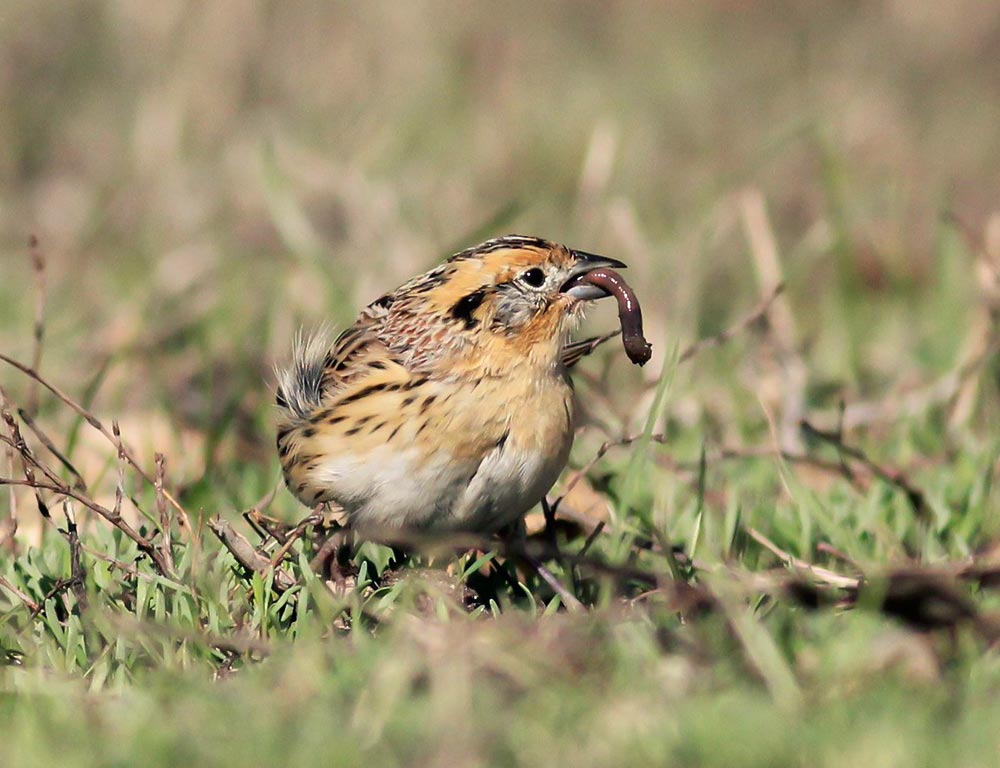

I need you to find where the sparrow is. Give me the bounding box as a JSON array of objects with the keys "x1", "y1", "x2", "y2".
[{"x1": 275, "y1": 235, "x2": 648, "y2": 540}]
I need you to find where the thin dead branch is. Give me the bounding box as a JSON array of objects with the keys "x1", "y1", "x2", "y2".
[
  {"x1": 800, "y1": 419, "x2": 929, "y2": 519},
  {"x1": 242, "y1": 482, "x2": 290, "y2": 543},
  {"x1": 678, "y1": 282, "x2": 785, "y2": 364},
  {"x1": 112, "y1": 421, "x2": 126, "y2": 519},
  {"x1": 521, "y1": 554, "x2": 585, "y2": 612},
  {"x1": 0, "y1": 572, "x2": 40, "y2": 613},
  {"x1": 0, "y1": 352, "x2": 194, "y2": 534},
  {"x1": 17, "y1": 407, "x2": 88, "y2": 491},
  {"x1": 739, "y1": 188, "x2": 807, "y2": 453},
  {"x1": 208, "y1": 515, "x2": 295, "y2": 591},
  {"x1": 558, "y1": 434, "x2": 851, "y2": 506},
  {"x1": 63, "y1": 500, "x2": 88, "y2": 610},
  {"x1": 26, "y1": 234, "x2": 47, "y2": 417},
  {"x1": 2, "y1": 397, "x2": 50, "y2": 519},
  {"x1": 268, "y1": 511, "x2": 323, "y2": 568},
  {"x1": 154, "y1": 453, "x2": 175, "y2": 574},
  {"x1": 0, "y1": 476, "x2": 173, "y2": 576},
  {"x1": 745, "y1": 526, "x2": 859, "y2": 590},
  {"x1": 1, "y1": 388, "x2": 19, "y2": 548}
]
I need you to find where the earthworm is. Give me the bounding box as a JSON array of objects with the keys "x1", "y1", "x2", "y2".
[{"x1": 576, "y1": 268, "x2": 653, "y2": 366}]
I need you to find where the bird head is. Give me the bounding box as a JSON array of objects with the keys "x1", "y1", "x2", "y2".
[{"x1": 374, "y1": 236, "x2": 626, "y2": 372}]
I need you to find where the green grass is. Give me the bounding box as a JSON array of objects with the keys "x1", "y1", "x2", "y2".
[{"x1": 4, "y1": 3, "x2": 1000, "y2": 766}]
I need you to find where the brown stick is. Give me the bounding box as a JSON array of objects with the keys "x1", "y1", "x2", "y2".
[
  {"x1": 800, "y1": 419, "x2": 929, "y2": 519},
  {"x1": 0, "y1": 477, "x2": 173, "y2": 576},
  {"x1": 0, "y1": 573, "x2": 40, "y2": 613},
  {"x1": 1, "y1": 399, "x2": 50, "y2": 519},
  {"x1": 16, "y1": 407, "x2": 87, "y2": 491},
  {"x1": 112, "y1": 421, "x2": 126, "y2": 519},
  {"x1": 0, "y1": 352, "x2": 195, "y2": 537},
  {"x1": 521, "y1": 554, "x2": 585, "y2": 612},
  {"x1": 745, "y1": 526, "x2": 859, "y2": 589},
  {"x1": 26, "y1": 235, "x2": 47, "y2": 417},
  {"x1": 1, "y1": 389, "x2": 19, "y2": 547},
  {"x1": 62, "y1": 500, "x2": 88, "y2": 610},
  {"x1": 208, "y1": 515, "x2": 295, "y2": 592},
  {"x1": 154, "y1": 453, "x2": 175, "y2": 574},
  {"x1": 678, "y1": 283, "x2": 785, "y2": 364},
  {"x1": 558, "y1": 432, "x2": 849, "y2": 505},
  {"x1": 268, "y1": 512, "x2": 323, "y2": 568}
]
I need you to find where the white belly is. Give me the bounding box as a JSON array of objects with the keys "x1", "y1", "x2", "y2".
[
  {"x1": 448, "y1": 428, "x2": 572, "y2": 531},
  {"x1": 313, "y1": 407, "x2": 573, "y2": 536}
]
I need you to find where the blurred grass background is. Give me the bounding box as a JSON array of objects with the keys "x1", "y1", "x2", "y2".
[{"x1": 3, "y1": 2, "x2": 1000, "y2": 766}]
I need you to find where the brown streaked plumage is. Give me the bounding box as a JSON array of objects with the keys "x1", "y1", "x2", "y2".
[{"x1": 275, "y1": 235, "x2": 640, "y2": 539}]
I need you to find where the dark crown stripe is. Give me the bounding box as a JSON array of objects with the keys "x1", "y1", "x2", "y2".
[{"x1": 447, "y1": 234, "x2": 554, "y2": 262}]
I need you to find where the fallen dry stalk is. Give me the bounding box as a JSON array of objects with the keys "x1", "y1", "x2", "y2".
[
  {"x1": 155, "y1": 453, "x2": 175, "y2": 574},
  {"x1": 16, "y1": 407, "x2": 88, "y2": 492},
  {"x1": 745, "y1": 526, "x2": 859, "y2": 590},
  {"x1": 740, "y1": 188, "x2": 807, "y2": 453},
  {"x1": 800, "y1": 419, "x2": 929, "y2": 519},
  {"x1": 208, "y1": 515, "x2": 296, "y2": 591},
  {"x1": 0, "y1": 400, "x2": 174, "y2": 576},
  {"x1": 26, "y1": 235, "x2": 47, "y2": 417},
  {"x1": 0, "y1": 352, "x2": 194, "y2": 537}
]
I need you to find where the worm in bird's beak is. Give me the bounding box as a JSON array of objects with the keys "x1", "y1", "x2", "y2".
[{"x1": 561, "y1": 251, "x2": 653, "y2": 366}]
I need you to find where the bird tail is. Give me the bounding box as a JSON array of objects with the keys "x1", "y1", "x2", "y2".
[{"x1": 274, "y1": 328, "x2": 332, "y2": 423}]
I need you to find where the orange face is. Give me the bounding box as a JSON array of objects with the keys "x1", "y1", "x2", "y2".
[{"x1": 377, "y1": 236, "x2": 627, "y2": 370}]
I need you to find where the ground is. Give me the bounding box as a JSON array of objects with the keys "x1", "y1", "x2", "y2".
[{"x1": 3, "y1": 3, "x2": 1000, "y2": 766}]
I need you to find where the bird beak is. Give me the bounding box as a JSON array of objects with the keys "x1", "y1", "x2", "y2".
[
  {"x1": 568, "y1": 249, "x2": 628, "y2": 276},
  {"x1": 561, "y1": 250, "x2": 628, "y2": 300}
]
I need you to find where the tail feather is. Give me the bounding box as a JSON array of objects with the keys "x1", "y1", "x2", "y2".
[{"x1": 275, "y1": 328, "x2": 332, "y2": 423}]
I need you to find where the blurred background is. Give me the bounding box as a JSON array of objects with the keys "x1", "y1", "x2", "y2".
[{"x1": 1, "y1": 0, "x2": 999, "y2": 514}]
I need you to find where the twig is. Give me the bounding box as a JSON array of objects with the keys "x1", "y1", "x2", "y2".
[
  {"x1": 1, "y1": 388, "x2": 19, "y2": 547},
  {"x1": 800, "y1": 419, "x2": 929, "y2": 519},
  {"x1": 26, "y1": 235, "x2": 47, "y2": 417},
  {"x1": 559, "y1": 433, "x2": 672, "y2": 501},
  {"x1": 677, "y1": 282, "x2": 785, "y2": 364},
  {"x1": 0, "y1": 353, "x2": 194, "y2": 533},
  {"x1": 816, "y1": 541, "x2": 862, "y2": 571},
  {"x1": 112, "y1": 421, "x2": 126, "y2": 519},
  {"x1": 578, "y1": 520, "x2": 605, "y2": 557},
  {"x1": 0, "y1": 573, "x2": 40, "y2": 613},
  {"x1": 559, "y1": 435, "x2": 851, "y2": 506},
  {"x1": 739, "y1": 188, "x2": 807, "y2": 453},
  {"x1": 563, "y1": 331, "x2": 621, "y2": 368},
  {"x1": 242, "y1": 481, "x2": 290, "y2": 543},
  {"x1": 154, "y1": 453, "x2": 175, "y2": 574},
  {"x1": 2, "y1": 398, "x2": 50, "y2": 519},
  {"x1": 745, "y1": 526, "x2": 859, "y2": 589},
  {"x1": 63, "y1": 500, "x2": 88, "y2": 610},
  {"x1": 208, "y1": 515, "x2": 295, "y2": 591},
  {"x1": 0, "y1": 474, "x2": 172, "y2": 576},
  {"x1": 81, "y1": 544, "x2": 189, "y2": 592},
  {"x1": 521, "y1": 554, "x2": 585, "y2": 612},
  {"x1": 17, "y1": 407, "x2": 88, "y2": 491},
  {"x1": 268, "y1": 512, "x2": 323, "y2": 568}
]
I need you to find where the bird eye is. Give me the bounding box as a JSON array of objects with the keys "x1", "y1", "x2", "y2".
[{"x1": 521, "y1": 268, "x2": 546, "y2": 288}]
